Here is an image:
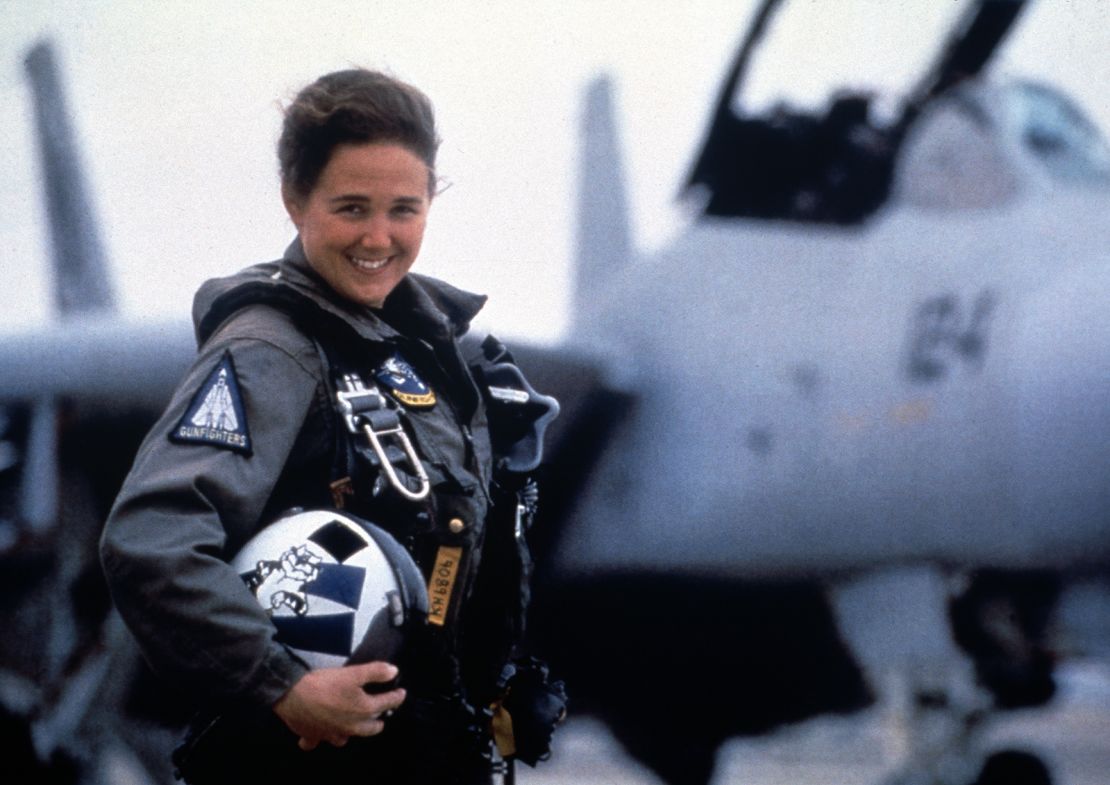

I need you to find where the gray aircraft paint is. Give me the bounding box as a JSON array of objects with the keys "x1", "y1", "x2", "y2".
[{"x1": 557, "y1": 78, "x2": 1110, "y2": 578}]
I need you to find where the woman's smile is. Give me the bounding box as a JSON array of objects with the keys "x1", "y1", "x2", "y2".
[{"x1": 284, "y1": 142, "x2": 432, "y2": 308}]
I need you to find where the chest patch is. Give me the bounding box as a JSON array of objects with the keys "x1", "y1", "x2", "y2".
[
  {"x1": 375, "y1": 352, "x2": 436, "y2": 408},
  {"x1": 169, "y1": 350, "x2": 252, "y2": 455}
]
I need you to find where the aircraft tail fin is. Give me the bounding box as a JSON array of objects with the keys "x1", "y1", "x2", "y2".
[
  {"x1": 573, "y1": 76, "x2": 631, "y2": 321},
  {"x1": 24, "y1": 40, "x2": 115, "y2": 317}
]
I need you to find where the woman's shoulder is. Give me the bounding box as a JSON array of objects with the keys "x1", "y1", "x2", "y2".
[
  {"x1": 204, "y1": 303, "x2": 321, "y2": 378},
  {"x1": 191, "y1": 256, "x2": 332, "y2": 361},
  {"x1": 192, "y1": 260, "x2": 288, "y2": 342}
]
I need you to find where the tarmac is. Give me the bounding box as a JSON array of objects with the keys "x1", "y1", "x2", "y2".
[
  {"x1": 519, "y1": 661, "x2": 1110, "y2": 785},
  {"x1": 97, "y1": 661, "x2": 1109, "y2": 785}
]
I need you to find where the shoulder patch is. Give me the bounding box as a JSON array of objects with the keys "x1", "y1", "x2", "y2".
[
  {"x1": 375, "y1": 351, "x2": 436, "y2": 408},
  {"x1": 170, "y1": 350, "x2": 253, "y2": 455}
]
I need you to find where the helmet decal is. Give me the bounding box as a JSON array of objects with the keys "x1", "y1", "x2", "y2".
[
  {"x1": 244, "y1": 543, "x2": 323, "y2": 615},
  {"x1": 232, "y1": 510, "x2": 428, "y2": 668},
  {"x1": 309, "y1": 518, "x2": 371, "y2": 562},
  {"x1": 271, "y1": 608, "x2": 357, "y2": 658}
]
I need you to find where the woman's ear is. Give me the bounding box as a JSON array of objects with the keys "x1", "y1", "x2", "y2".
[{"x1": 282, "y1": 184, "x2": 304, "y2": 229}]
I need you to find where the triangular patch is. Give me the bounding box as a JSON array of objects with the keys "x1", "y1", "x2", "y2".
[{"x1": 169, "y1": 350, "x2": 252, "y2": 455}]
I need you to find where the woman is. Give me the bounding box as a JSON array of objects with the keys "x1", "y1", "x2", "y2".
[{"x1": 100, "y1": 69, "x2": 563, "y2": 785}]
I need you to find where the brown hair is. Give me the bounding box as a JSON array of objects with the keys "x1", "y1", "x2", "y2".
[{"x1": 279, "y1": 69, "x2": 439, "y2": 200}]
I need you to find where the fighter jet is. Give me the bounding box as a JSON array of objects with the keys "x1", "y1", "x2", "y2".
[
  {"x1": 519, "y1": 1, "x2": 1110, "y2": 784},
  {"x1": 2, "y1": 2, "x2": 1109, "y2": 784}
]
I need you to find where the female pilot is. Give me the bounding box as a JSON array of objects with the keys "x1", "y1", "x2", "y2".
[{"x1": 101, "y1": 68, "x2": 562, "y2": 785}]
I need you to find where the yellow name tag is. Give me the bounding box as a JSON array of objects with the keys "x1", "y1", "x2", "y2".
[{"x1": 427, "y1": 546, "x2": 463, "y2": 626}]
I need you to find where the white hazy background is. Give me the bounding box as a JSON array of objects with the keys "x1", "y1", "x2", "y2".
[{"x1": 1, "y1": 0, "x2": 1107, "y2": 343}]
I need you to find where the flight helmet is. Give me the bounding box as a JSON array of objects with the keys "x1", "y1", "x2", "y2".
[{"x1": 230, "y1": 508, "x2": 429, "y2": 669}]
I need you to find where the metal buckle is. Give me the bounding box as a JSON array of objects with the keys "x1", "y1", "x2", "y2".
[
  {"x1": 337, "y1": 374, "x2": 430, "y2": 502},
  {"x1": 336, "y1": 373, "x2": 386, "y2": 433}
]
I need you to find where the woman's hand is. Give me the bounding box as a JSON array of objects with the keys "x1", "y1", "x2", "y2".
[{"x1": 272, "y1": 661, "x2": 407, "y2": 751}]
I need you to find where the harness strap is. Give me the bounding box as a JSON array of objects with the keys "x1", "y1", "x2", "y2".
[
  {"x1": 309, "y1": 336, "x2": 430, "y2": 505},
  {"x1": 335, "y1": 372, "x2": 431, "y2": 502},
  {"x1": 307, "y1": 337, "x2": 356, "y2": 508}
]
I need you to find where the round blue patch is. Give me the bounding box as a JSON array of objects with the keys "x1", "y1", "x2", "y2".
[{"x1": 375, "y1": 352, "x2": 436, "y2": 408}]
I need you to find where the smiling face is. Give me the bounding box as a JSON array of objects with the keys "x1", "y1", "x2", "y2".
[{"x1": 284, "y1": 142, "x2": 432, "y2": 308}]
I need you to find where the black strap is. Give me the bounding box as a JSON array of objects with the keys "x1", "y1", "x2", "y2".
[
  {"x1": 460, "y1": 333, "x2": 560, "y2": 476},
  {"x1": 309, "y1": 337, "x2": 358, "y2": 506},
  {"x1": 310, "y1": 333, "x2": 430, "y2": 504}
]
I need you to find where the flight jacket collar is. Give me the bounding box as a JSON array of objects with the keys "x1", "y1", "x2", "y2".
[{"x1": 193, "y1": 237, "x2": 488, "y2": 348}]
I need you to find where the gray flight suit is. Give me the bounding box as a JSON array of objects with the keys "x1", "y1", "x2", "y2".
[{"x1": 100, "y1": 239, "x2": 513, "y2": 784}]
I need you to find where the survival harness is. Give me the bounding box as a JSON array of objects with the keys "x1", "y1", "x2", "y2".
[{"x1": 310, "y1": 322, "x2": 559, "y2": 642}]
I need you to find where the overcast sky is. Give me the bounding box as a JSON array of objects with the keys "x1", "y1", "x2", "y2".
[{"x1": 1, "y1": 0, "x2": 1107, "y2": 342}]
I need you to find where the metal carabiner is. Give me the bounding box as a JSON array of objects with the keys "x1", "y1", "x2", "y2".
[
  {"x1": 360, "y1": 419, "x2": 431, "y2": 502},
  {"x1": 336, "y1": 373, "x2": 431, "y2": 502}
]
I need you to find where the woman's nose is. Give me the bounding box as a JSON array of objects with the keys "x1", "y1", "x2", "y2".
[{"x1": 359, "y1": 217, "x2": 390, "y2": 248}]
